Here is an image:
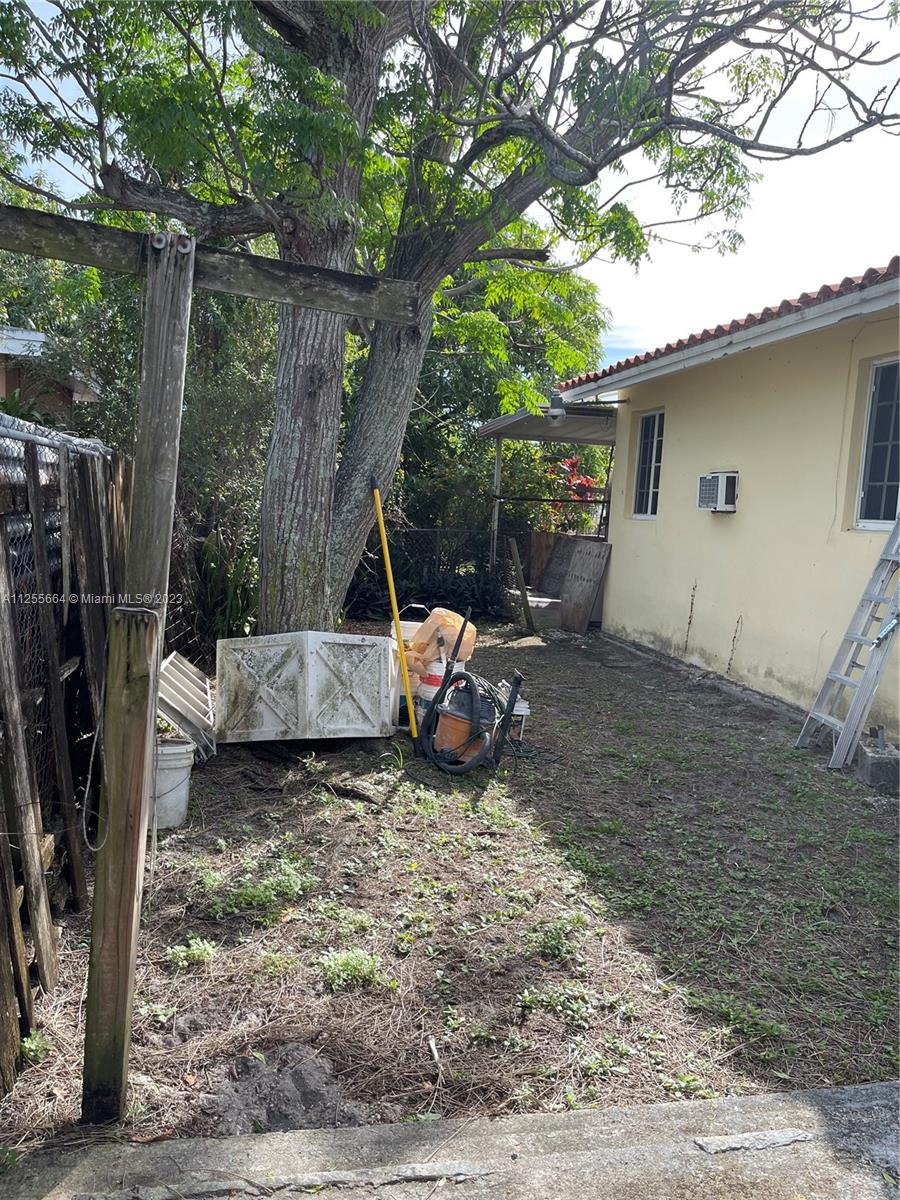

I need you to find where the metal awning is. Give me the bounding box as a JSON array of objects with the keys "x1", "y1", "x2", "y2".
[
  {"x1": 478, "y1": 404, "x2": 617, "y2": 568},
  {"x1": 477, "y1": 403, "x2": 617, "y2": 445}
]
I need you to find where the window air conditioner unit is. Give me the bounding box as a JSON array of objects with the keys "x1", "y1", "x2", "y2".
[{"x1": 697, "y1": 471, "x2": 738, "y2": 512}]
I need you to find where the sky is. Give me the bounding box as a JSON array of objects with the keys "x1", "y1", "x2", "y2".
[
  {"x1": 8, "y1": 3, "x2": 899, "y2": 374},
  {"x1": 579, "y1": 129, "x2": 900, "y2": 367}
]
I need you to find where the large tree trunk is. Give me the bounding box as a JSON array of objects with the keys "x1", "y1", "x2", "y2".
[
  {"x1": 255, "y1": 14, "x2": 390, "y2": 634},
  {"x1": 328, "y1": 299, "x2": 434, "y2": 612},
  {"x1": 258, "y1": 272, "x2": 348, "y2": 632}
]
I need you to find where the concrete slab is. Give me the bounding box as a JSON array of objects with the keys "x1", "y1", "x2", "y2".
[
  {"x1": 856, "y1": 736, "x2": 900, "y2": 794},
  {"x1": 5, "y1": 1082, "x2": 897, "y2": 1199}
]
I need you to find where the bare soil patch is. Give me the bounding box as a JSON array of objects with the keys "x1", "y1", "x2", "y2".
[{"x1": 2, "y1": 626, "x2": 895, "y2": 1152}]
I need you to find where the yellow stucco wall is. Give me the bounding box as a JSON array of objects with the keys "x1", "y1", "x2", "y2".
[{"x1": 604, "y1": 306, "x2": 900, "y2": 734}]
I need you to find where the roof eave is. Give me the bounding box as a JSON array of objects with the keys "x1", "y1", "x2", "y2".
[{"x1": 562, "y1": 279, "x2": 899, "y2": 400}]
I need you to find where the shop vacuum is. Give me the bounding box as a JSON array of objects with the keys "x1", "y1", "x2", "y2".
[{"x1": 416, "y1": 608, "x2": 525, "y2": 774}]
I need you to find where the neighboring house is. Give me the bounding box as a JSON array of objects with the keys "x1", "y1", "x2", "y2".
[
  {"x1": 0, "y1": 326, "x2": 100, "y2": 425},
  {"x1": 559, "y1": 259, "x2": 899, "y2": 733}
]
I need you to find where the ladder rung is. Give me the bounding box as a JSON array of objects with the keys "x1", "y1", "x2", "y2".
[
  {"x1": 811, "y1": 711, "x2": 844, "y2": 732},
  {"x1": 846, "y1": 634, "x2": 872, "y2": 644},
  {"x1": 827, "y1": 672, "x2": 859, "y2": 688},
  {"x1": 862, "y1": 591, "x2": 891, "y2": 603}
]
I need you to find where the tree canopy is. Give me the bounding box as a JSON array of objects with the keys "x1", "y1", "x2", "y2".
[{"x1": 1, "y1": 1, "x2": 896, "y2": 628}]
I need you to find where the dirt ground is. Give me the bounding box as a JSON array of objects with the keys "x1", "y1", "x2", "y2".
[{"x1": 1, "y1": 626, "x2": 896, "y2": 1153}]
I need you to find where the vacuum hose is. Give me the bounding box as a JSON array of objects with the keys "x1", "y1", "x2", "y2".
[{"x1": 418, "y1": 670, "x2": 493, "y2": 774}]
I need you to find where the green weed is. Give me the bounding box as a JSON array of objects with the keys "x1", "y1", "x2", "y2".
[
  {"x1": 687, "y1": 991, "x2": 788, "y2": 1041},
  {"x1": 137, "y1": 1001, "x2": 176, "y2": 1025},
  {"x1": 206, "y1": 857, "x2": 318, "y2": 924},
  {"x1": 166, "y1": 935, "x2": 218, "y2": 969},
  {"x1": 659, "y1": 1072, "x2": 716, "y2": 1099},
  {"x1": 518, "y1": 981, "x2": 600, "y2": 1030},
  {"x1": 529, "y1": 912, "x2": 588, "y2": 961},
  {"x1": 259, "y1": 950, "x2": 300, "y2": 977},
  {"x1": 21, "y1": 1030, "x2": 53, "y2": 1065},
  {"x1": 319, "y1": 947, "x2": 393, "y2": 992}
]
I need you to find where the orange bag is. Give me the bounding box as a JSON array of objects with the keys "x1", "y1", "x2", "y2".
[{"x1": 406, "y1": 608, "x2": 477, "y2": 677}]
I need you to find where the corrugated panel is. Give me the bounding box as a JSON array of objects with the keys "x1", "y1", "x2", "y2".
[{"x1": 158, "y1": 651, "x2": 216, "y2": 760}]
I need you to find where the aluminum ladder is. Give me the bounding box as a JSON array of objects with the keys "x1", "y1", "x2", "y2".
[{"x1": 797, "y1": 515, "x2": 900, "y2": 768}]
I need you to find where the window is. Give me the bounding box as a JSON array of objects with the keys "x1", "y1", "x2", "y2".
[
  {"x1": 858, "y1": 360, "x2": 899, "y2": 526},
  {"x1": 634, "y1": 411, "x2": 664, "y2": 517}
]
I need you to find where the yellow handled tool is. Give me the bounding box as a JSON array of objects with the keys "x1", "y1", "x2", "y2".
[{"x1": 371, "y1": 477, "x2": 418, "y2": 741}]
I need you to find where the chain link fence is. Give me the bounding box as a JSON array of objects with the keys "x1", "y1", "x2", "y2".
[
  {"x1": 0, "y1": 431, "x2": 65, "y2": 829},
  {"x1": 0, "y1": 412, "x2": 113, "y2": 843},
  {"x1": 345, "y1": 524, "x2": 519, "y2": 621}
]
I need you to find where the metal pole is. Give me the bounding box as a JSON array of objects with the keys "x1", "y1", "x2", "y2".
[
  {"x1": 371, "y1": 478, "x2": 419, "y2": 742},
  {"x1": 489, "y1": 437, "x2": 502, "y2": 569}
]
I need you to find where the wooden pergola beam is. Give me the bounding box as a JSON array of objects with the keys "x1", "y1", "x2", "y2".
[{"x1": 0, "y1": 203, "x2": 421, "y2": 325}]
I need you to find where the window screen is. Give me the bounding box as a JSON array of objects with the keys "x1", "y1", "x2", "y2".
[
  {"x1": 634, "y1": 411, "x2": 664, "y2": 516},
  {"x1": 859, "y1": 361, "x2": 899, "y2": 524}
]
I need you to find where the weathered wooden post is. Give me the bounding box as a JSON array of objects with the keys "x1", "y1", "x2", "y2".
[
  {"x1": 81, "y1": 233, "x2": 195, "y2": 1123},
  {"x1": 507, "y1": 536, "x2": 536, "y2": 635}
]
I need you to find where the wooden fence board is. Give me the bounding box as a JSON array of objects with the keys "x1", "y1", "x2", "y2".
[
  {"x1": 91, "y1": 455, "x2": 113, "y2": 600},
  {"x1": 0, "y1": 202, "x2": 422, "y2": 325},
  {"x1": 0, "y1": 862, "x2": 20, "y2": 1092},
  {"x1": 69, "y1": 451, "x2": 107, "y2": 726},
  {"x1": 0, "y1": 528, "x2": 58, "y2": 992},
  {"x1": 507, "y1": 537, "x2": 536, "y2": 634},
  {"x1": 109, "y1": 452, "x2": 128, "y2": 596},
  {"x1": 83, "y1": 233, "x2": 194, "y2": 1123},
  {"x1": 528, "y1": 532, "x2": 558, "y2": 588},
  {"x1": 0, "y1": 762, "x2": 32, "y2": 1032},
  {"x1": 24, "y1": 444, "x2": 88, "y2": 910}
]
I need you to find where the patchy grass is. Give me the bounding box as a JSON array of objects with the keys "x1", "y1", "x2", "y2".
[
  {"x1": 319, "y1": 948, "x2": 393, "y2": 992},
  {"x1": 2, "y1": 627, "x2": 895, "y2": 1147},
  {"x1": 518, "y1": 981, "x2": 600, "y2": 1030},
  {"x1": 166, "y1": 935, "x2": 218, "y2": 969}
]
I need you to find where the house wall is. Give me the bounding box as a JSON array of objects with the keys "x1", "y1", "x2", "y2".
[
  {"x1": 0, "y1": 355, "x2": 74, "y2": 422},
  {"x1": 604, "y1": 306, "x2": 899, "y2": 733}
]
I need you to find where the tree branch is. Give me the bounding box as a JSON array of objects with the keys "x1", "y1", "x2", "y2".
[
  {"x1": 467, "y1": 247, "x2": 550, "y2": 263},
  {"x1": 96, "y1": 163, "x2": 280, "y2": 239}
]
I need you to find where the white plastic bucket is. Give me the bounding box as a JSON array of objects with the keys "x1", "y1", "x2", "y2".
[
  {"x1": 413, "y1": 665, "x2": 466, "y2": 724},
  {"x1": 151, "y1": 740, "x2": 195, "y2": 829}
]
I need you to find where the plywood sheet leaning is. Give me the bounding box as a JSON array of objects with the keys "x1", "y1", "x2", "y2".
[{"x1": 560, "y1": 541, "x2": 611, "y2": 635}]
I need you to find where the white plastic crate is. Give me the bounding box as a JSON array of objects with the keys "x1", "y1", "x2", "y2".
[{"x1": 216, "y1": 631, "x2": 397, "y2": 742}]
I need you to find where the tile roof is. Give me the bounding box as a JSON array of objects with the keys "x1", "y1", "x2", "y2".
[{"x1": 559, "y1": 257, "x2": 900, "y2": 392}]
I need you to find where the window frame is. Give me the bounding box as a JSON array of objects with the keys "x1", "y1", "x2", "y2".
[
  {"x1": 856, "y1": 356, "x2": 900, "y2": 530},
  {"x1": 632, "y1": 409, "x2": 665, "y2": 520}
]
